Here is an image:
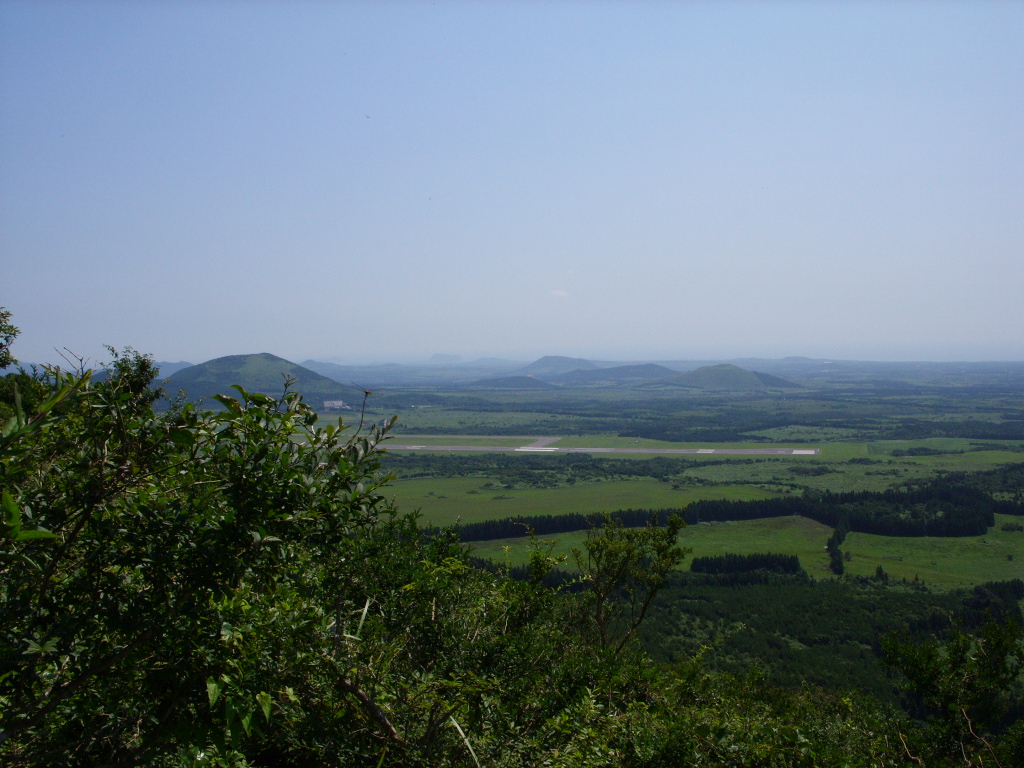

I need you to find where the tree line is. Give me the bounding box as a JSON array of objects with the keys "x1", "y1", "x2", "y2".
[
  {"x1": 383, "y1": 451, "x2": 736, "y2": 487},
  {"x1": 449, "y1": 474, "x2": 1020, "y2": 544},
  {"x1": 689, "y1": 552, "x2": 802, "y2": 575},
  {"x1": 688, "y1": 479, "x2": 1021, "y2": 537}
]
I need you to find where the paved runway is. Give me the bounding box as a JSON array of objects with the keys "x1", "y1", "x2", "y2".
[{"x1": 384, "y1": 438, "x2": 818, "y2": 456}]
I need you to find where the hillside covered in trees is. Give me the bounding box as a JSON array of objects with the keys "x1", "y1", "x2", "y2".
[
  {"x1": 1, "y1": 314, "x2": 1022, "y2": 767},
  {"x1": 163, "y1": 353, "x2": 352, "y2": 408}
]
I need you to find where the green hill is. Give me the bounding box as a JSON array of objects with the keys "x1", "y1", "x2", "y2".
[
  {"x1": 550, "y1": 363, "x2": 676, "y2": 386},
  {"x1": 519, "y1": 355, "x2": 599, "y2": 378},
  {"x1": 656, "y1": 363, "x2": 799, "y2": 391},
  {"x1": 164, "y1": 353, "x2": 351, "y2": 408}
]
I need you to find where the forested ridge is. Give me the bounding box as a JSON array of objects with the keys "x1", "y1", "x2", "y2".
[{"x1": 1, "y1": 313, "x2": 1023, "y2": 767}]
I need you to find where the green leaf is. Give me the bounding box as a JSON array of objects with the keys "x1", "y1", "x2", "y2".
[
  {"x1": 207, "y1": 677, "x2": 222, "y2": 707},
  {"x1": 240, "y1": 709, "x2": 253, "y2": 737},
  {"x1": 212, "y1": 394, "x2": 243, "y2": 414},
  {"x1": 15, "y1": 529, "x2": 57, "y2": 541},
  {"x1": 23, "y1": 637, "x2": 58, "y2": 655},
  {"x1": 2, "y1": 490, "x2": 21, "y2": 529},
  {"x1": 256, "y1": 691, "x2": 272, "y2": 722},
  {"x1": 168, "y1": 428, "x2": 195, "y2": 447}
]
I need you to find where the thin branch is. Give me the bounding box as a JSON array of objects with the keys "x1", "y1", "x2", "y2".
[
  {"x1": 351, "y1": 384, "x2": 375, "y2": 434},
  {"x1": 336, "y1": 676, "x2": 406, "y2": 746},
  {"x1": 962, "y1": 707, "x2": 1002, "y2": 768},
  {"x1": 897, "y1": 732, "x2": 924, "y2": 767}
]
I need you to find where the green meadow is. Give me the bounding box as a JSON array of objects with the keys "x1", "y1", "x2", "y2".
[
  {"x1": 384, "y1": 435, "x2": 535, "y2": 447},
  {"x1": 470, "y1": 515, "x2": 835, "y2": 576},
  {"x1": 364, "y1": 369, "x2": 1024, "y2": 593},
  {"x1": 393, "y1": 478, "x2": 778, "y2": 527},
  {"x1": 842, "y1": 514, "x2": 1024, "y2": 589},
  {"x1": 468, "y1": 514, "x2": 1024, "y2": 590}
]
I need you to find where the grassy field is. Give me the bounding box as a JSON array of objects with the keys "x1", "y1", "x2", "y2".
[
  {"x1": 843, "y1": 514, "x2": 1024, "y2": 589},
  {"x1": 467, "y1": 514, "x2": 1024, "y2": 590},
  {"x1": 384, "y1": 435, "x2": 535, "y2": 447},
  {"x1": 393, "y1": 479, "x2": 778, "y2": 527},
  {"x1": 382, "y1": 440, "x2": 1024, "y2": 521},
  {"x1": 362, "y1": 380, "x2": 1024, "y2": 592},
  {"x1": 388, "y1": 409, "x2": 579, "y2": 433},
  {"x1": 670, "y1": 449, "x2": 1024, "y2": 493},
  {"x1": 470, "y1": 515, "x2": 836, "y2": 576}
]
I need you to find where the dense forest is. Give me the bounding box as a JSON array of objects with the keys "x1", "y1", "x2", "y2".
[
  {"x1": 1, "y1": 312, "x2": 1023, "y2": 767},
  {"x1": 688, "y1": 552, "x2": 803, "y2": 575}
]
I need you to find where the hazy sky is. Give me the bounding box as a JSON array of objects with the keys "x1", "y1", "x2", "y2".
[{"x1": 2, "y1": 1, "x2": 1022, "y2": 365}]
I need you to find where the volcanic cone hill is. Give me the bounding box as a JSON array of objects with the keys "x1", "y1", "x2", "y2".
[
  {"x1": 654, "y1": 363, "x2": 800, "y2": 391},
  {"x1": 163, "y1": 353, "x2": 351, "y2": 407},
  {"x1": 518, "y1": 355, "x2": 599, "y2": 379},
  {"x1": 549, "y1": 363, "x2": 677, "y2": 386}
]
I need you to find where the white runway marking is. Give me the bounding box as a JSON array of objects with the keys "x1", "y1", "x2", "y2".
[{"x1": 385, "y1": 439, "x2": 820, "y2": 456}]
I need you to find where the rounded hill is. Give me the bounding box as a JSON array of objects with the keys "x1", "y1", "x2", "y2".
[
  {"x1": 518, "y1": 356, "x2": 599, "y2": 378},
  {"x1": 163, "y1": 353, "x2": 352, "y2": 407},
  {"x1": 655, "y1": 364, "x2": 800, "y2": 391}
]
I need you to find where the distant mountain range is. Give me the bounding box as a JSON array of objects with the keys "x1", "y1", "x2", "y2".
[
  {"x1": 161, "y1": 353, "x2": 800, "y2": 399},
  {"x1": 301, "y1": 358, "x2": 521, "y2": 388},
  {"x1": 152, "y1": 353, "x2": 1024, "y2": 402},
  {"x1": 468, "y1": 361, "x2": 798, "y2": 391}
]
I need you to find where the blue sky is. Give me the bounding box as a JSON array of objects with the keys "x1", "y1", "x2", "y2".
[{"x1": 2, "y1": 1, "x2": 1022, "y2": 365}]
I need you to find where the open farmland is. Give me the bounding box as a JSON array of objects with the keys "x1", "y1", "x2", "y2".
[
  {"x1": 467, "y1": 514, "x2": 1024, "y2": 590},
  {"x1": 367, "y1": 360, "x2": 1024, "y2": 594},
  {"x1": 393, "y1": 478, "x2": 778, "y2": 527},
  {"x1": 470, "y1": 515, "x2": 836, "y2": 576}
]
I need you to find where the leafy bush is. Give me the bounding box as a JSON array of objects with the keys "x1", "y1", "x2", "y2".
[{"x1": 2, "y1": 327, "x2": 1020, "y2": 766}]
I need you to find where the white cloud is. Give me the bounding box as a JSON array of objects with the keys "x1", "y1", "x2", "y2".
[{"x1": 550, "y1": 289, "x2": 569, "y2": 299}]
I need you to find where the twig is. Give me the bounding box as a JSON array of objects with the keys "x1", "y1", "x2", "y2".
[
  {"x1": 962, "y1": 707, "x2": 1002, "y2": 768},
  {"x1": 336, "y1": 676, "x2": 406, "y2": 746},
  {"x1": 898, "y1": 732, "x2": 924, "y2": 767},
  {"x1": 352, "y1": 384, "x2": 374, "y2": 434}
]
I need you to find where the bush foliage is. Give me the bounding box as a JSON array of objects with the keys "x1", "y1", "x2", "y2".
[{"x1": 1, "y1": 331, "x2": 1021, "y2": 766}]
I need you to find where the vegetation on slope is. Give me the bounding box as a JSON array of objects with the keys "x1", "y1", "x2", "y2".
[
  {"x1": 164, "y1": 352, "x2": 353, "y2": 408},
  {"x1": 1, "y1": 315, "x2": 1022, "y2": 767},
  {"x1": 466, "y1": 375, "x2": 560, "y2": 390},
  {"x1": 517, "y1": 355, "x2": 601, "y2": 377},
  {"x1": 548, "y1": 364, "x2": 678, "y2": 386},
  {"x1": 653, "y1": 364, "x2": 801, "y2": 391}
]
